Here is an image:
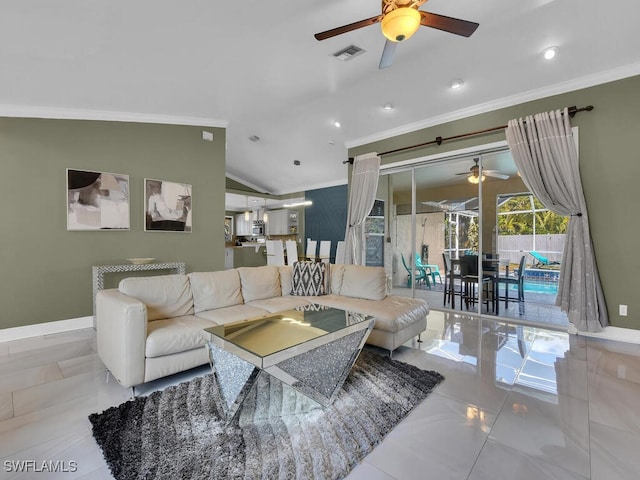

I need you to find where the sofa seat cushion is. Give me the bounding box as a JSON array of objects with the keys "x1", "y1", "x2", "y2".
[
  {"x1": 314, "y1": 295, "x2": 429, "y2": 333},
  {"x1": 120, "y1": 274, "x2": 194, "y2": 321},
  {"x1": 247, "y1": 295, "x2": 313, "y2": 313},
  {"x1": 237, "y1": 266, "x2": 281, "y2": 302},
  {"x1": 145, "y1": 315, "x2": 216, "y2": 358},
  {"x1": 188, "y1": 270, "x2": 243, "y2": 313},
  {"x1": 195, "y1": 304, "x2": 268, "y2": 326}
]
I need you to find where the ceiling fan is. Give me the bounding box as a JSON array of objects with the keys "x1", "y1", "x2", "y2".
[
  {"x1": 314, "y1": 0, "x2": 479, "y2": 69},
  {"x1": 455, "y1": 158, "x2": 510, "y2": 183}
]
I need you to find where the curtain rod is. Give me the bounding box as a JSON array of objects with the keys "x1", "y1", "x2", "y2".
[{"x1": 344, "y1": 105, "x2": 594, "y2": 164}]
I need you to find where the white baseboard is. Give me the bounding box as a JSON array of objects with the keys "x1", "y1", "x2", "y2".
[
  {"x1": 0, "y1": 316, "x2": 94, "y2": 343},
  {"x1": 576, "y1": 326, "x2": 640, "y2": 345}
]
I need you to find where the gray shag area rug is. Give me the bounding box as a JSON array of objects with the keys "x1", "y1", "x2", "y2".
[{"x1": 89, "y1": 350, "x2": 443, "y2": 480}]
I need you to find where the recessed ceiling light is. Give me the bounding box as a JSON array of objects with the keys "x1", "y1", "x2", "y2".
[
  {"x1": 383, "y1": 103, "x2": 394, "y2": 111},
  {"x1": 543, "y1": 46, "x2": 558, "y2": 60},
  {"x1": 450, "y1": 78, "x2": 464, "y2": 89},
  {"x1": 333, "y1": 121, "x2": 341, "y2": 128}
]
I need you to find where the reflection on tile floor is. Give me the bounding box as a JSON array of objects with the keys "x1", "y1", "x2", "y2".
[
  {"x1": 391, "y1": 282, "x2": 570, "y2": 328},
  {"x1": 2, "y1": 313, "x2": 640, "y2": 479}
]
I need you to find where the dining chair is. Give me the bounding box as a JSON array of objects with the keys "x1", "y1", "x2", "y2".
[
  {"x1": 306, "y1": 239, "x2": 318, "y2": 261},
  {"x1": 497, "y1": 255, "x2": 526, "y2": 315},
  {"x1": 335, "y1": 241, "x2": 346, "y2": 264},
  {"x1": 285, "y1": 240, "x2": 298, "y2": 266},
  {"x1": 319, "y1": 241, "x2": 331, "y2": 263},
  {"x1": 266, "y1": 240, "x2": 285, "y2": 266}
]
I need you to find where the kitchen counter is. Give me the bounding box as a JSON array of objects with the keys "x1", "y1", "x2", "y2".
[{"x1": 226, "y1": 244, "x2": 266, "y2": 268}]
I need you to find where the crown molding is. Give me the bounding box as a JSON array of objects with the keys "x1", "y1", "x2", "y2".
[
  {"x1": 0, "y1": 104, "x2": 228, "y2": 128},
  {"x1": 346, "y1": 62, "x2": 640, "y2": 149},
  {"x1": 226, "y1": 172, "x2": 272, "y2": 195}
]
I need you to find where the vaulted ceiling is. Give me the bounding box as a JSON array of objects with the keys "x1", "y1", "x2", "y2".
[{"x1": 2, "y1": 0, "x2": 639, "y2": 195}]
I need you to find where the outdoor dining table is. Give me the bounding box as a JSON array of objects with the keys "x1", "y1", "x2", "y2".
[{"x1": 448, "y1": 257, "x2": 504, "y2": 314}]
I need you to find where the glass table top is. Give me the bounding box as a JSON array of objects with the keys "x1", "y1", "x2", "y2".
[{"x1": 204, "y1": 304, "x2": 369, "y2": 359}]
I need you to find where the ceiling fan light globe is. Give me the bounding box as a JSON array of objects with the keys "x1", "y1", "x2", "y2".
[
  {"x1": 467, "y1": 174, "x2": 486, "y2": 184},
  {"x1": 381, "y1": 8, "x2": 421, "y2": 42}
]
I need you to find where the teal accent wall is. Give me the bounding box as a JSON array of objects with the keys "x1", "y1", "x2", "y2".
[
  {"x1": 0, "y1": 118, "x2": 226, "y2": 329},
  {"x1": 349, "y1": 75, "x2": 640, "y2": 329},
  {"x1": 305, "y1": 185, "x2": 348, "y2": 261}
]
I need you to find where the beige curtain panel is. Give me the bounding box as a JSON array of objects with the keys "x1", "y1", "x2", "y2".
[
  {"x1": 344, "y1": 152, "x2": 381, "y2": 265},
  {"x1": 506, "y1": 108, "x2": 608, "y2": 332}
]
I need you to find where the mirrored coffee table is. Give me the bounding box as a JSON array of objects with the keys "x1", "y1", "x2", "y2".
[{"x1": 204, "y1": 304, "x2": 374, "y2": 423}]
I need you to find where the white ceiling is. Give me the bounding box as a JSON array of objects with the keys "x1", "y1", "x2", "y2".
[{"x1": 2, "y1": 0, "x2": 640, "y2": 196}]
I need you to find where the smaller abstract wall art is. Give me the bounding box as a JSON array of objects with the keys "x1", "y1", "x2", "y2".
[
  {"x1": 67, "y1": 169, "x2": 130, "y2": 231},
  {"x1": 145, "y1": 178, "x2": 192, "y2": 232}
]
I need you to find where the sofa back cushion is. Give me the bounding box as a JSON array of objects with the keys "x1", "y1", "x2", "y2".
[
  {"x1": 339, "y1": 265, "x2": 387, "y2": 301},
  {"x1": 237, "y1": 266, "x2": 281, "y2": 302},
  {"x1": 188, "y1": 270, "x2": 243, "y2": 313},
  {"x1": 329, "y1": 264, "x2": 346, "y2": 294},
  {"x1": 279, "y1": 266, "x2": 293, "y2": 296},
  {"x1": 291, "y1": 261, "x2": 328, "y2": 296},
  {"x1": 119, "y1": 274, "x2": 194, "y2": 321}
]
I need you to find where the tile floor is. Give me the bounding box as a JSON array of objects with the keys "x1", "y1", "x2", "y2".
[{"x1": 1, "y1": 312, "x2": 639, "y2": 479}]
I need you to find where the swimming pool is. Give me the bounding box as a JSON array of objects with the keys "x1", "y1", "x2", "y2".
[
  {"x1": 509, "y1": 268, "x2": 560, "y2": 294},
  {"x1": 508, "y1": 281, "x2": 558, "y2": 294}
]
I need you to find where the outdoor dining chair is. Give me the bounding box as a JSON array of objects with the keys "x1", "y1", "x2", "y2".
[
  {"x1": 498, "y1": 255, "x2": 526, "y2": 315},
  {"x1": 401, "y1": 253, "x2": 430, "y2": 288},
  {"x1": 459, "y1": 255, "x2": 493, "y2": 312},
  {"x1": 415, "y1": 253, "x2": 443, "y2": 284},
  {"x1": 442, "y1": 253, "x2": 463, "y2": 308}
]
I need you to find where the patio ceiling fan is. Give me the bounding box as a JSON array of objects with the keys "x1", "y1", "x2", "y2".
[
  {"x1": 422, "y1": 198, "x2": 477, "y2": 212},
  {"x1": 314, "y1": 0, "x2": 479, "y2": 69},
  {"x1": 455, "y1": 158, "x2": 510, "y2": 183}
]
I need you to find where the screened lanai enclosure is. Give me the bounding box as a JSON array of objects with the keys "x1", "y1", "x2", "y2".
[{"x1": 369, "y1": 148, "x2": 568, "y2": 328}]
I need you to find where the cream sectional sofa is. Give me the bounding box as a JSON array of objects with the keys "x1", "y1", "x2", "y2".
[{"x1": 96, "y1": 264, "x2": 429, "y2": 389}]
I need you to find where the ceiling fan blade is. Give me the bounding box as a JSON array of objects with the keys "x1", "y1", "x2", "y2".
[
  {"x1": 314, "y1": 15, "x2": 382, "y2": 41},
  {"x1": 379, "y1": 39, "x2": 397, "y2": 69},
  {"x1": 485, "y1": 171, "x2": 510, "y2": 180},
  {"x1": 419, "y1": 11, "x2": 479, "y2": 37}
]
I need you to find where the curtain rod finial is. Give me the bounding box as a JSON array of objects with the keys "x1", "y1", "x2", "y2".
[{"x1": 343, "y1": 158, "x2": 354, "y2": 164}]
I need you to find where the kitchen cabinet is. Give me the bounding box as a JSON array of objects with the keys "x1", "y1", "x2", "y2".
[
  {"x1": 224, "y1": 248, "x2": 234, "y2": 270},
  {"x1": 266, "y1": 209, "x2": 298, "y2": 235},
  {"x1": 234, "y1": 213, "x2": 252, "y2": 237}
]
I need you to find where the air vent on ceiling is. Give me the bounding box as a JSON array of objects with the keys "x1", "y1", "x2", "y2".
[{"x1": 332, "y1": 44, "x2": 365, "y2": 61}]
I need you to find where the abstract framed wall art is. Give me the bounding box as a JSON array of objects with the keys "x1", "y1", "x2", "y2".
[
  {"x1": 66, "y1": 169, "x2": 130, "y2": 231},
  {"x1": 144, "y1": 178, "x2": 192, "y2": 232}
]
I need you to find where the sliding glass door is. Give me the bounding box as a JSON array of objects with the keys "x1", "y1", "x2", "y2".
[{"x1": 380, "y1": 148, "x2": 568, "y2": 327}]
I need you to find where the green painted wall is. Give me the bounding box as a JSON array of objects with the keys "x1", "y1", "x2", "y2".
[
  {"x1": 0, "y1": 118, "x2": 226, "y2": 329},
  {"x1": 350, "y1": 75, "x2": 640, "y2": 329}
]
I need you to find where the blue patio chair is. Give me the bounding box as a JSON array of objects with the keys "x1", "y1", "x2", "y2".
[
  {"x1": 401, "y1": 254, "x2": 430, "y2": 288},
  {"x1": 529, "y1": 251, "x2": 560, "y2": 268},
  {"x1": 415, "y1": 253, "x2": 442, "y2": 284}
]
